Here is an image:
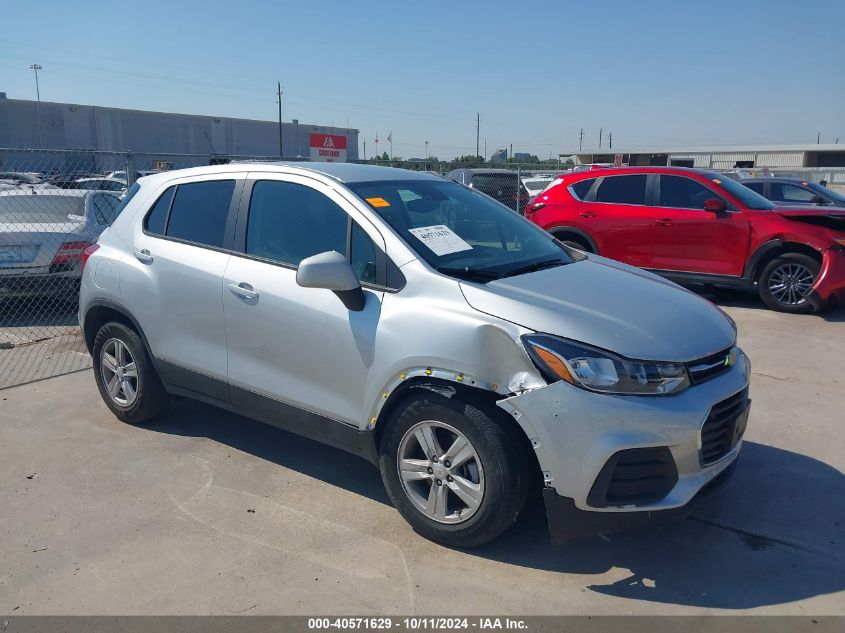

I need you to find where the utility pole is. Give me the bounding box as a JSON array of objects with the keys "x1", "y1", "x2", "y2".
[
  {"x1": 484, "y1": 139, "x2": 487, "y2": 161},
  {"x1": 29, "y1": 64, "x2": 42, "y2": 101},
  {"x1": 476, "y1": 113, "x2": 480, "y2": 159},
  {"x1": 510, "y1": 143, "x2": 513, "y2": 160},
  {"x1": 578, "y1": 128, "x2": 584, "y2": 152},
  {"x1": 277, "y1": 81, "x2": 284, "y2": 158},
  {"x1": 425, "y1": 140, "x2": 429, "y2": 158},
  {"x1": 599, "y1": 128, "x2": 603, "y2": 149},
  {"x1": 609, "y1": 132, "x2": 613, "y2": 149},
  {"x1": 817, "y1": 131, "x2": 821, "y2": 144},
  {"x1": 30, "y1": 64, "x2": 43, "y2": 148},
  {"x1": 363, "y1": 139, "x2": 366, "y2": 160}
]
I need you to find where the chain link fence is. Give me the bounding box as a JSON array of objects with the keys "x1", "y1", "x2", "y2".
[{"x1": 0, "y1": 148, "x2": 270, "y2": 387}]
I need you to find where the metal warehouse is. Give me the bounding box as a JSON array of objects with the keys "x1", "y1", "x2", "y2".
[
  {"x1": 565, "y1": 144, "x2": 845, "y2": 170},
  {"x1": 0, "y1": 94, "x2": 359, "y2": 170}
]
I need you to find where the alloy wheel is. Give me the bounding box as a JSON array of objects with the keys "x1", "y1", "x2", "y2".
[
  {"x1": 768, "y1": 263, "x2": 815, "y2": 306},
  {"x1": 397, "y1": 420, "x2": 485, "y2": 524},
  {"x1": 100, "y1": 338, "x2": 139, "y2": 406}
]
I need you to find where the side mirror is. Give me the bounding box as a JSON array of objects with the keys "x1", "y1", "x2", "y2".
[
  {"x1": 703, "y1": 198, "x2": 727, "y2": 213},
  {"x1": 810, "y1": 195, "x2": 826, "y2": 205},
  {"x1": 296, "y1": 250, "x2": 365, "y2": 311}
]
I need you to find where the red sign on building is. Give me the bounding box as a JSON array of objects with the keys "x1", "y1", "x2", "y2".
[{"x1": 309, "y1": 133, "x2": 348, "y2": 162}]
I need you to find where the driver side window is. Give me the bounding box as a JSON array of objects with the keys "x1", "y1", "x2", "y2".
[
  {"x1": 246, "y1": 180, "x2": 379, "y2": 283},
  {"x1": 659, "y1": 175, "x2": 721, "y2": 210}
]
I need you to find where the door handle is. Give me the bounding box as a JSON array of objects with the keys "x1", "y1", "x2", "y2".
[
  {"x1": 133, "y1": 248, "x2": 153, "y2": 264},
  {"x1": 579, "y1": 211, "x2": 597, "y2": 218},
  {"x1": 228, "y1": 282, "x2": 259, "y2": 300},
  {"x1": 656, "y1": 218, "x2": 673, "y2": 226}
]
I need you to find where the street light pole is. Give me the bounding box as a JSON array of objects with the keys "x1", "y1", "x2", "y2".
[
  {"x1": 425, "y1": 140, "x2": 429, "y2": 158},
  {"x1": 277, "y1": 81, "x2": 284, "y2": 159},
  {"x1": 29, "y1": 64, "x2": 42, "y2": 101}
]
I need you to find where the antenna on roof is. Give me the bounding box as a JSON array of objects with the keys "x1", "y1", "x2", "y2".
[{"x1": 204, "y1": 131, "x2": 218, "y2": 156}]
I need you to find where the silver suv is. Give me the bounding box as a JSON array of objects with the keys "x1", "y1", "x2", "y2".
[{"x1": 79, "y1": 162, "x2": 751, "y2": 547}]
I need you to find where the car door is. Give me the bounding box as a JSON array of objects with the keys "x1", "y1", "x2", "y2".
[
  {"x1": 573, "y1": 173, "x2": 653, "y2": 267},
  {"x1": 121, "y1": 174, "x2": 242, "y2": 398},
  {"x1": 651, "y1": 174, "x2": 750, "y2": 276},
  {"x1": 223, "y1": 173, "x2": 385, "y2": 426}
]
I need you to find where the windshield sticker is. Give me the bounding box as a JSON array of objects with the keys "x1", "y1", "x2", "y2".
[
  {"x1": 408, "y1": 225, "x2": 473, "y2": 256},
  {"x1": 366, "y1": 197, "x2": 391, "y2": 208}
]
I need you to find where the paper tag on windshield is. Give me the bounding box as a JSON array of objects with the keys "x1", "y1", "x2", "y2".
[{"x1": 408, "y1": 225, "x2": 473, "y2": 256}]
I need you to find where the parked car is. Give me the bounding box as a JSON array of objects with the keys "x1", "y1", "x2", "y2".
[
  {"x1": 48, "y1": 173, "x2": 99, "y2": 189},
  {"x1": 522, "y1": 175, "x2": 556, "y2": 200},
  {"x1": 80, "y1": 162, "x2": 749, "y2": 547},
  {"x1": 0, "y1": 171, "x2": 43, "y2": 185},
  {"x1": 525, "y1": 166, "x2": 845, "y2": 313},
  {"x1": 74, "y1": 177, "x2": 128, "y2": 193},
  {"x1": 0, "y1": 190, "x2": 123, "y2": 298},
  {"x1": 741, "y1": 177, "x2": 845, "y2": 207},
  {"x1": 446, "y1": 168, "x2": 531, "y2": 213}
]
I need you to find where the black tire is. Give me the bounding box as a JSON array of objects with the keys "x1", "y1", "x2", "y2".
[
  {"x1": 553, "y1": 234, "x2": 593, "y2": 253},
  {"x1": 378, "y1": 390, "x2": 530, "y2": 548},
  {"x1": 92, "y1": 321, "x2": 170, "y2": 424},
  {"x1": 757, "y1": 252, "x2": 821, "y2": 313}
]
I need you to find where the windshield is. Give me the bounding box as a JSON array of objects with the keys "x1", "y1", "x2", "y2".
[
  {"x1": 808, "y1": 182, "x2": 845, "y2": 204},
  {"x1": 347, "y1": 179, "x2": 572, "y2": 282},
  {"x1": 709, "y1": 174, "x2": 775, "y2": 210}
]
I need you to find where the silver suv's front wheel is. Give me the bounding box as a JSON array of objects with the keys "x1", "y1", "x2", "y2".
[
  {"x1": 379, "y1": 391, "x2": 531, "y2": 547},
  {"x1": 398, "y1": 420, "x2": 485, "y2": 524}
]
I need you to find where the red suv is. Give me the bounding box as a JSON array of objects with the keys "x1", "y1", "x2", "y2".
[{"x1": 526, "y1": 167, "x2": 845, "y2": 313}]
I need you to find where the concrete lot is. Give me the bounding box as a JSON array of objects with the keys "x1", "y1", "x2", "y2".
[{"x1": 1, "y1": 294, "x2": 844, "y2": 615}]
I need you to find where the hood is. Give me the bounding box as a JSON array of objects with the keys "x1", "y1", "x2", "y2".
[
  {"x1": 460, "y1": 255, "x2": 736, "y2": 363},
  {"x1": 774, "y1": 206, "x2": 845, "y2": 232},
  {"x1": 774, "y1": 205, "x2": 845, "y2": 218}
]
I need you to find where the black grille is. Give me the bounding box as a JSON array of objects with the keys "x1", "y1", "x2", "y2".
[
  {"x1": 687, "y1": 347, "x2": 734, "y2": 385},
  {"x1": 587, "y1": 447, "x2": 678, "y2": 508},
  {"x1": 701, "y1": 388, "x2": 749, "y2": 465}
]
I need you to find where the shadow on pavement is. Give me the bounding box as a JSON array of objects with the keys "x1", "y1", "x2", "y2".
[
  {"x1": 146, "y1": 398, "x2": 845, "y2": 610},
  {"x1": 469, "y1": 441, "x2": 845, "y2": 609},
  {"x1": 685, "y1": 283, "x2": 845, "y2": 323},
  {"x1": 146, "y1": 398, "x2": 391, "y2": 505}
]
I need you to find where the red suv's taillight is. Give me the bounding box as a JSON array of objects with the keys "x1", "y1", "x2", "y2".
[
  {"x1": 80, "y1": 243, "x2": 100, "y2": 273},
  {"x1": 526, "y1": 201, "x2": 545, "y2": 213}
]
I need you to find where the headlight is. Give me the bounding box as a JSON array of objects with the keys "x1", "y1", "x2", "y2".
[{"x1": 522, "y1": 334, "x2": 690, "y2": 396}]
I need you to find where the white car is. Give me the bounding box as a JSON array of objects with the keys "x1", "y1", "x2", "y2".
[
  {"x1": 0, "y1": 189, "x2": 123, "y2": 298},
  {"x1": 74, "y1": 177, "x2": 128, "y2": 193}
]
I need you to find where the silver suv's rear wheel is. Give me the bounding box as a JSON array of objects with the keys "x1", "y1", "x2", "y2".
[
  {"x1": 92, "y1": 322, "x2": 170, "y2": 424},
  {"x1": 99, "y1": 338, "x2": 139, "y2": 406}
]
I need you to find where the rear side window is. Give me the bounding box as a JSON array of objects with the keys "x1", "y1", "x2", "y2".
[
  {"x1": 595, "y1": 175, "x2": 647, "y2": 205},
  {"x1": 92, "y1": 194, "x2": 121, "y2": 225},
  {"x1": 166, "y1": 180, "x2": 235, "y2": 248},
  {"x1": 771, "y1": 183, "x2": 816, "y2": 203},
  {"x1": 246, "y1": 181, "x2": 348, "y2": 267},
  {"x1": 659, "y1": 175, "x2": 718, "y2": 210},
  {"x1": 144, "y1": 186, "x2": 175, "y2": 235},
  {"x1": 569, "y1": 178, "x2": 595, "y2": 200},
  {"x1": 743, "y1": 182, "x2": 765, "y2": 195}
]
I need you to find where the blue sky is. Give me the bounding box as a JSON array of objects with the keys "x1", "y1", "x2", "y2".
[{"x1": 2, "y1": 0, "x2": 844, "y2": 159}]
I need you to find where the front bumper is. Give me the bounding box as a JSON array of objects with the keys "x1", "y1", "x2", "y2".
[
  {"x1": 543, "y1": 459, "x2": 737, "y2": 543},
  {"x1": 497, "y1": 347, "x2": 750, "y2": 541},
  {"x1": 811, "y1": 246, "x2": 845, "y2": 305}
]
